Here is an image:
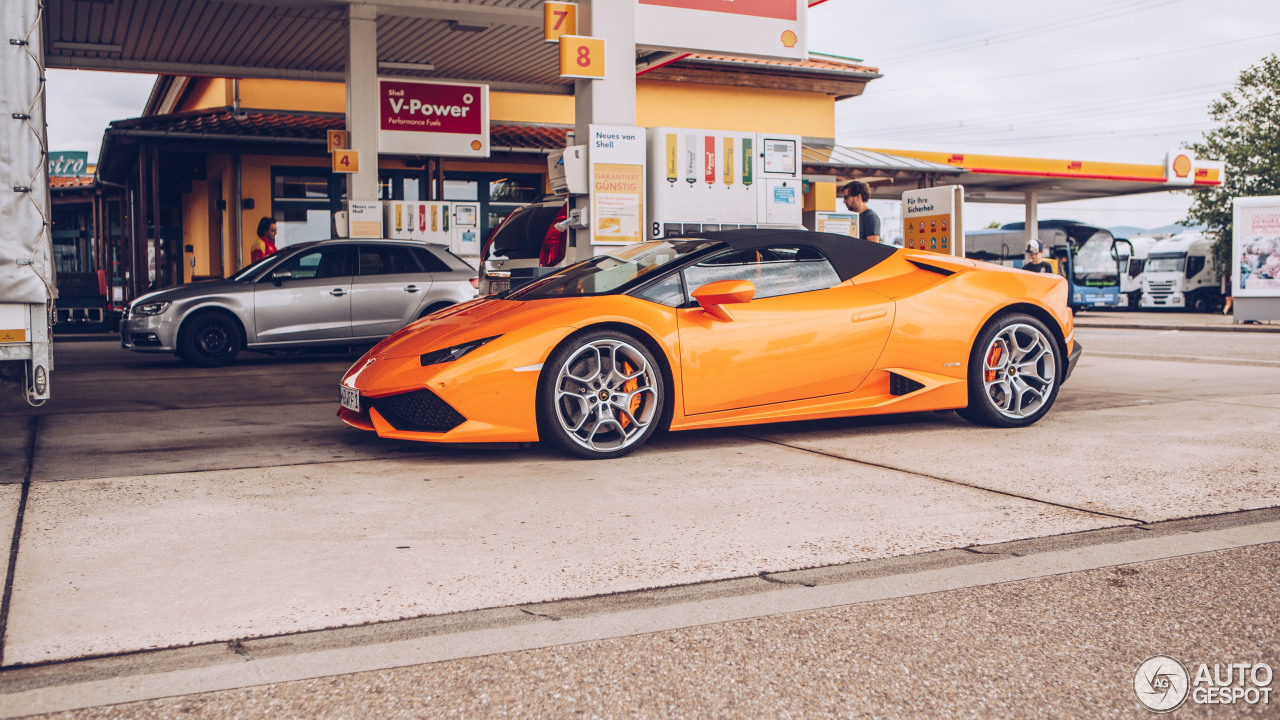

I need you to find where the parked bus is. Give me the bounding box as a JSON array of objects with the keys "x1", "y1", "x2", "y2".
[{"x1": 964, "y1": 220, "x2": 1131, "y2": 310}]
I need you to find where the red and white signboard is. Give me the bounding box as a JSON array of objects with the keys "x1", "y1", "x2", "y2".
[
  {"x1": 377, "y1": 78, "x2": 489, "y2": 158},
  {"x1": 635, "y1": 0, "x2": 806, "y2": 61}
]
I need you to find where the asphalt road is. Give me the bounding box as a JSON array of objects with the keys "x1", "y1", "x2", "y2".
[{"x1": 1, "y1": 325, "x2": 1278, "y2": 717}]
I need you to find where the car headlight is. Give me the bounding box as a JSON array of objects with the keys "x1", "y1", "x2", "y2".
[
  {"x1": 420, "y1": 335, "x2": 500, "y2": 366},
  {"x1": 133, "y1": 301, "x2": 171, "y2": 316}
]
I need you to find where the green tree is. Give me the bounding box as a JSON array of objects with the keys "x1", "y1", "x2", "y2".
[{"x1": 1183, "y1": 53, "x2": 1280, "y2": 272}]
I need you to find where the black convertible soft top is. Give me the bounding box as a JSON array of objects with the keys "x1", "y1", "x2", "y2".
[{"x1": 678, "y1": 228, "x2": 898, "y2": 282}]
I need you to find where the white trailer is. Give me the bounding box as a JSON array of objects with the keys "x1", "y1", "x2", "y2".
[
  {"x1": 1140, "y1": 233, "x2": 1222, "y2": 312},
  {"x1": 1117, "y1": 235, "x2": 1160, "y2": 308},
  {"x1": 1, "y1": 0, "x2": 55, "y2": 405}
]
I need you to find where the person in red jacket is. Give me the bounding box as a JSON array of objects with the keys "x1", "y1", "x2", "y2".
[{"x1": 250, "y1": 217, "x2": 278, "y2": 263}]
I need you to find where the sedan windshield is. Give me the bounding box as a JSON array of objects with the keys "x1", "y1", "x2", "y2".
[{"x1": 506, "y1": 240, "x2": 715, "y2": 300}]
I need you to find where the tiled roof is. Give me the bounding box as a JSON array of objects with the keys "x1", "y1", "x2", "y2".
[
  {"x1": 50, "y1": 175, "x2": 95, "y2": 188},
  {"x1": 680, "y1": 53, "x2": 878, "y2": 75},
  {"x1": 108, "y1": 108, "x2": 570, "y2": 151}
]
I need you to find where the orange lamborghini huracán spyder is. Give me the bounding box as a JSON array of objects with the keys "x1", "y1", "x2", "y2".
[{"x1": 339, "y1": 229, "x2": 1081, "y2": 459}]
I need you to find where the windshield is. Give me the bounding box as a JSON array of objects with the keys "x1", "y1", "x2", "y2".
[
  {"x1": 506, "y1": 240, "x2": 715, "y2": 300},
  {"x1": 1145, "y1": 255, "x2": 1186, "y2": 273},
  {"x1": 229, "y1": 254, "x2": 281, "y2": 281},
  {"x1": 1071, "y1": 231, "x2": 1120, "y2": 287}
]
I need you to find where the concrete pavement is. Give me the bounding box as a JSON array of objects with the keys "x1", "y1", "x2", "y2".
[{"x1": 1, "y1": 320, "x2": 1278, "y2": 717}]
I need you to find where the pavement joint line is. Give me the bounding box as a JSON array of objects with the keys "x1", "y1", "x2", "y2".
[
  {"x1": 3, "y1": 517, "x2": 1279, "y2": 719},
  {"x1": 737, "y1": 432, "x2": 1146, "y2": 524},
  {"x1": 0, "y1": 416, "x2": 36, "y2": 667},
  {"x1": 1084, "y1": 351, "x2": 1280, "y2": 368}
]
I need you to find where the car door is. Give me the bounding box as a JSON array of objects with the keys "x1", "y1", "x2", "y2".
[
  {"x1": 675, "y1": 246, "x2": 895, "y2": 415},
  {"x1": 350, "y1": 243, "x2": 432, "y2": 339},
  {"x1": 253, "y1": 245, "x2": 353, "y2": 343}
]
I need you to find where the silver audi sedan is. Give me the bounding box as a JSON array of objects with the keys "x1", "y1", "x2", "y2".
[{"x1": 121, "y1": 238, "x2": 477, "y2": 366}]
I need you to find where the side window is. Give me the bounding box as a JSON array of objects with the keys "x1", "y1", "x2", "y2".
[
  {"x1": 270, "y1": 247, "x2": 351, "y2": 280},
  {"x1": 1186, "y1": 256, "x2": 1205, "y2": 279},
  {"x1": 636, "y1": 273, "x2": 685, "y2": 307},
  {"x1": 358, "y1": 245, "x2": 423, "y2": 276},
  {"x1": 682, "y1": 246, "x2": 840, "y2": 301},
  {"x1": 412, "y1": 247, "x2": 454, "y2": 273}
]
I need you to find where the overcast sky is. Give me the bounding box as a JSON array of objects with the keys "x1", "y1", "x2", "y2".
[
  {"x1": 809, "y1": 0, "x2": 1280, "y2": 232},
  {"x1": 45, "y1": 0, "x2": 1280, "y2": 233}
]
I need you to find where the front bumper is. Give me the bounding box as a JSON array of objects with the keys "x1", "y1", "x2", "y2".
[
  {"x1": 1064, "y1": 339, "x2": 1084, "y2": 383},
  {"x1": 119, "y1": 311, "x2": 177, "y2": 352}
]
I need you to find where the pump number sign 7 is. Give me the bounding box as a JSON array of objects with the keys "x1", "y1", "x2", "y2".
[
  {"x1": 544, "y1": 2, "x2": 578, "y2": 42},
  {"x1": 559, "y1": 35, "x2": 605, "y2": 79}
]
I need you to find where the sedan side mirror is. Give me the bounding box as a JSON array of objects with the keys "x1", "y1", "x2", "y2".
[
  {"x1": 271, "y1": 270, "x2": 293, "y2": 286},
  {"x1": 692, "y1": 279, "x2": 755, "y2": 322}
]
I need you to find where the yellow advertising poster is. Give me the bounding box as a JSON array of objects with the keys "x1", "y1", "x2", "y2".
[{"x1": 593, "y1": 163, "x2": 644, "y2": 243}]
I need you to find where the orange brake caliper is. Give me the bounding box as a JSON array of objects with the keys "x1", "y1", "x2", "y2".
[
  {"x1": 620, "y1": 361, "x2": 640, "y2": 428},
  {"x1": 984, "y1": 345, "x2": 1003, "y2": 383}
]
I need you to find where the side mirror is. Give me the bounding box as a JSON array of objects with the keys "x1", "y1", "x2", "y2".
[
  {"x1": 271, "y1": 270, "x2": 293, "y2": 286},
  {"x1": 691, "y1": 279, "x2": 755, "y2": 322}
]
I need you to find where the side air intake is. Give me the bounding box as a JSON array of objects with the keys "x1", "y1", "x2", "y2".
[{"x1": 889, "y1": 372, "x2": 926, "y2": 396}]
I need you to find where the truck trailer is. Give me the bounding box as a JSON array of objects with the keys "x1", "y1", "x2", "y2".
[
  {"x1": 1, "y1": 0, "x2": 55, "y2": 405},
  {"x1": 1140, "y1": 232, "x2": 1222, "y2": 312}
]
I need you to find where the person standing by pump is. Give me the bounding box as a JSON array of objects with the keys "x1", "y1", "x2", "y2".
[
  {"x1": 1022, "y1": 239, "x2": 1053, "y2": 273},
  {"x1": 841, "y1": 180, "x2": 882, "y2": 243},
  {"x1": 250, "y1": 217, "x2": 279, "y2": 264}
]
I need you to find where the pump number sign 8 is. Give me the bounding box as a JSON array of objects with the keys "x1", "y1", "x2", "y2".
[{"x1": 559, "y1": 35, "x2": 605, "y2": 79}]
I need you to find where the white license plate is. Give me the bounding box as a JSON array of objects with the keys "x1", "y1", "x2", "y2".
[
  {"x1": 340, "y1": 385, "x2": 360, "y2": 413},
  {"x1": 489, "y1": 280, "x2": 510, "y2": 295}
]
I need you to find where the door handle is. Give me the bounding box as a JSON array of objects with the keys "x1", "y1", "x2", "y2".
[
  {"x1": 852, "y1": 308, "x2": 887, "y2": 323},
  {"x1": 404, "y1": 285, "x2": 420, "y2": 293},
  {"x1": 330, "y1": 288, "x2": 347, "y2": 297}
]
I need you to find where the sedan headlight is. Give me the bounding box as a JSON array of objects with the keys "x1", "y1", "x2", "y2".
[
  {"x1": 420, "y1": 335, "x2": 500, "y2": 366},
  {"x1": 133, "y1": 301, "x2": 171, "y2": 316}
]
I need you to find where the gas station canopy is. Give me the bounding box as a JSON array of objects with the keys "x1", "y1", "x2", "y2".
[{"x1": 44, "y1": 0, "x2": 567, "y2": 93}]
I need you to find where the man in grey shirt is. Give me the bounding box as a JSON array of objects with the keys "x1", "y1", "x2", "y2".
[{"x1": 841, "y1": 180, "x2": 882, "y2": 242}]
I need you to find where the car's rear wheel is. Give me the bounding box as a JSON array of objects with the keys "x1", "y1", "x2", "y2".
[
  {"x1": 538, "y1": 329, "x2": 663, "y2": 459},
  {"x1": 957, "y1": 313, "x2": 1060, "y2": 428},
  {"x1": 177, "y1": 310, "x2": 242, "y2": 367}
]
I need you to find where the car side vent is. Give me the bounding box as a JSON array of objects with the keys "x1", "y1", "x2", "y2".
[
  {"x1": 907, "y1": 260, "x2": 956, "y2": 276},
  {"x1": 889, "y1": 372, "x2": 926, "y2": 396}
]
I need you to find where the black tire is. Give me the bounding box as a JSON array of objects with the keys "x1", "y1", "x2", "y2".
[
  {"x1": 418, "y1": 302, "x2": 454, "y2": 320},
  {"x1": 957, "y1": 313, "x2": 1062, "y2": 428},
  {"x1": 537, "y1": 329, "x2": 665, "y2": 459},
  {"x1": 177, "y1": 310, "x2": 242, "y2": 367},
  {"x1": 1188, "y1": 293, "x2": 1208, "y2": 313}
]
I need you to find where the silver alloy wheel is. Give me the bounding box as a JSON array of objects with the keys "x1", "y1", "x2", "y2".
[
  {"x1": 553, "y1": 338, "x2": 659, "y2": 453},
  {"x1": 979, "y1": 322, "x2": 1057, "y2": 419}
]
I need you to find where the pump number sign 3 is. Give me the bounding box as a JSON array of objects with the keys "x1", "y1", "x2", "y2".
[{"x1": 560, "y1": 35, "x2": 605, "y2": 79}]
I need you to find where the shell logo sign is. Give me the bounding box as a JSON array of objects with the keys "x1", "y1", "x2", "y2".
[
  {"x1": 635, "y1": 0, "x2": 806, "y2": 61},
  {"x1": 377, "y1": 78, "x2": 489, "y2": 158},
  {"x1": 1165, "y1": 151, "x2": 1224, "y2": 187}
]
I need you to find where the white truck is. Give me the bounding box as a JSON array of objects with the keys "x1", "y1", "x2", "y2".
[
  {"x1": 1, "y1": 0, "x2": 55, "y2": 405},
  {"x1": 1140, "y1": 232, "x2": 1222, "y2": 312},
  {"x1": 1117, "y1": 235, "x2": 1160, "y2": 309}
]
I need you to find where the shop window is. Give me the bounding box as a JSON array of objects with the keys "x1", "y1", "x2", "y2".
[
  {"x1": 444, "y1": 172, "x2": 542, "y2": 242},
  {"x1": 272, "y1": 167, "x2": 339, "y2": 248}
]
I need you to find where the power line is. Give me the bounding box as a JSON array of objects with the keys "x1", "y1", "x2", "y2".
[
  {"x1": 871, "y1": 30, "x2": 1280, "y2": 94},
  {"x1": 846, "y1": 88, "x2": 1219, "y2": 139},
  {"x1": 878, "y1": 0, "x2": 1186, "y2": 65}
]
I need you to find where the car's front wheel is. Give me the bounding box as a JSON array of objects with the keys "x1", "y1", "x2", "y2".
[
  {"x1": 958, "y1": 313, "x2": 1061, "y2": 428},
  {"x1": 538, "y1": 329, "x2": 664, "y2": 459},
  {"x1": 177, "y1": 310, "x2": 242, "y2": 367}
]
